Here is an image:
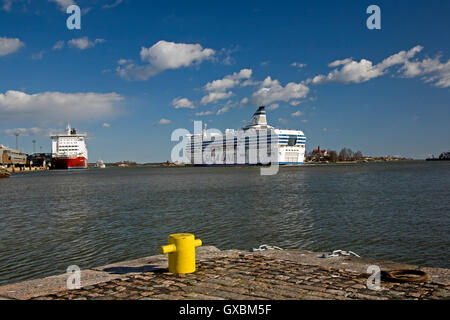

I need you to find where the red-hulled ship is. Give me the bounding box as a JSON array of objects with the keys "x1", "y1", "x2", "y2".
[{"x1": 51, "y1": 124, "x2": 88, "y2": 170}]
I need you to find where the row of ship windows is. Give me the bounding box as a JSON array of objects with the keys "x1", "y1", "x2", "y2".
[
  {"x1": 278, "y1": 136, "x2": 306, "y2": 139},
  {"x1": 188, "y1": 146, "x2": 305, "y2": 152},
  {"x1": 188, "y1": 144, "x2": 306, "y2": 149},
  {"x1": 189, "y1": 139, "x2": 306, "y2": 145},
  {"x1": 188, "y1": 142, "x2": 306, "y2": 146},
  {"x1": 189, "y1": 136, "x2": 306, "y2": 140},
  {"x1": 189, "y1": 136, "x2": 306, "y2": 142},
  {"x1": 285, "y1": 147, "x2": 305, "y2": 151},
  {"x1": 189, "y1": 140, "x2": 306, "y2": 144}
]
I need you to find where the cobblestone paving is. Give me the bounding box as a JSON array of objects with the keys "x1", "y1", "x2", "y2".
[{"x1": 33, "y1": 254, "x2": 449, "y2": 300}]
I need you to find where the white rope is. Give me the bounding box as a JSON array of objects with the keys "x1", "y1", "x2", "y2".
[
  {"x1": 252, "y1": 244, "x2": 284, "y2": 252},
  {"x1": 320, "y1": 249, "x2": 361, "y2": 258}
]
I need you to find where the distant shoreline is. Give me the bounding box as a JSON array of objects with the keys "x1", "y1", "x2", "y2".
[
  {"x1": 5, "y1": 159, "x2": 436, "y2": 175},
  {"x1": 97, "y1": 159, "x2": 426, "y2": 168}
]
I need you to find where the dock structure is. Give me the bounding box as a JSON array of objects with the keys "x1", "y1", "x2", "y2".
[
  {"x1": 0, "y1": 247, "x2": 448, "y2": 300},
  {"x1": 0, "y1": 145, "x2": 51, "y2": 172}
]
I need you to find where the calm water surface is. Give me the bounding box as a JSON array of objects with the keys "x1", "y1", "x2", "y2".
[{"x1": 0, "y1": 161, "x2": 449, "y2": 285}]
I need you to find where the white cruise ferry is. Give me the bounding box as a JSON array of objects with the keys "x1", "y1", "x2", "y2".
[
  {"x1": 50, "y1": 124, "x2": 88, "y2": 170},
  {"x1": 185, "y1": 106, "x2": 306, "y2": 166}
]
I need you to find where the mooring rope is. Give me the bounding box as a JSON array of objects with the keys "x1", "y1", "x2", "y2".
[
  {"x1": 320, "y1": 249, "x2": 361, "y2": 258},
  {"x1": 252, "y1": 244, "x2": 284, "y2": 252}
]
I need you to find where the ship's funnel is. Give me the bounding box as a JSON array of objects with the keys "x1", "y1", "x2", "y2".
[{"x1": 245, "y1": 106, "x2": 268, "y2": 129}]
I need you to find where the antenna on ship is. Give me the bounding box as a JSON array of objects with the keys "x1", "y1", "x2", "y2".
[{"x1": 66, "y1": 123, "x2": 71, "y2": 135}]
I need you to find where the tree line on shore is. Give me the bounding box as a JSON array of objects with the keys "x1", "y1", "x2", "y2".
[{"x1": 307, "y1": 148, "x2": 364, "y2": 163}]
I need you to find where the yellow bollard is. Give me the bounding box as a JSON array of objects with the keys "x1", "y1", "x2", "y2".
[{"x1": 159, "y1": 233, "x2": 202, "y2": 274}]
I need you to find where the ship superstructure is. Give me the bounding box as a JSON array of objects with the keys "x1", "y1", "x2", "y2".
[
  {"x1": 185, "y1": 106, "x2": 306, "y2": 166},
  {"x1": 51, "y1": 124, "x2": 88, "y2": 169}
]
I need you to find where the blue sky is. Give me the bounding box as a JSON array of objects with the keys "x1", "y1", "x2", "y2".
[{"x1": 0, "y1": 0, "x2": 449, "y2": 162}]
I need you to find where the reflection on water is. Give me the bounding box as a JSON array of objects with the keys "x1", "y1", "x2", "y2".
[{"x1": 0, "y1": 161, "x2": 449, "y2": 285}]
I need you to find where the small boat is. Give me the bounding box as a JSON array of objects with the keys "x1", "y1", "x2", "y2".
[
  {"x1": 95, "y1": 159, "x2": 106, "y2": 168},
  {"x1": 0, "y1": 167, "x2": 10, "y2": 178}
]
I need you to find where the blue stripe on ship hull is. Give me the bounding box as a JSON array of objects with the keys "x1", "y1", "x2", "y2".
[
  {"x1": 279, "y1": 162, "x2": 304, "y2": 165},
  {"x1": 67, "y1": 167, "x2": 88, "y2": 170}
]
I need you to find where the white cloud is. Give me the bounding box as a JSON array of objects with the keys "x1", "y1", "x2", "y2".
[
  {"x1": 158, "y1": 118, "x2": 171, "y2": 125},
  {"x1": 204, "y1": 77, "x2": 236, "y2": 92},
  {"x1": 172, "y1": 97, "x2": 195, "y2": 109},
  {"x1": 102, "y1": 123, "x2": 111, "y2": 128},
  {"x1": 311, "y1": 59, "x2": 384, "y2": 84},
  {"x1": 169, "y1": 68, "x2": 253, "y2": 108},
  {"x1": 68, "y1": 37, "x2": 105, "y2": 50},
  {"x1": 0, "y1": 36, "x2": 24, "y2": 56},
  {"x1": 118, "y1": 41, "x2": 215, "y2": 81},
  {"x1": 52, "y1": 40, "x2": 64, "y2": 50},
  {"x1": 241, "y1": 79, "x2": 259, "y2": 87},
  {"x1": 289, "y1": 100, "x2": 301, "y2": 106},
  {"x1": 3, "y1": 127, "x2": 64, "y2": 137},
  {"x1": 291, "y1": 110, "x2": 304, "y2": 117},
  {"x1": 278, "y1": 118, "x2": 288, "y2": 124},
  {"x1": 201, "y1": 91, "x2": 233, "y2": 105},
  {"x1": 220, "y1": 47, "x2": 238, "y2": 65},
  {"x1": 310, "y1": 45, "x2": 425, "y2": 85},
  {"x1": 102, "y1": 0, "x2": 122, "y2": 9},
  {"x1": 240, "y1": 97, "x2": 249, "y2": 105},
  {"x1": 195, "y1": 111, "x2": 213, "y2": 116},
  {"x1": 328, "y1": 58, "x2": 353, "y2": 68},
  {"x1": 401, "y1": 56, "x2": 450, "y2": 88},
  {"x1": 291, "y1": 62, "x2": 306, "y2": 69},
  {"x1": 252, "y1": 76, "x2": 309, "y2": 105},
  {"x1": 0, "y1": 90, "x2": 123, "y2": 121},
  {"x1": 117, "y1": 58, "x2": 131, "y2": 65},
  {"x1": 311, "y1": 45, "x2": 450, "y2": 88},
  {"x1": 49, "y1": 0, "x2": 76, "y2": 11},
  {"x1": 268, "y1": 103, "x2": 279, "y2": 110},
  {"x1": 216, "y1": 106, "x2": 230, "y2": 115},
  {"x1": 203, "y1": 69, "x2": 252, "y2": 92},
  {"x1": 140, "y1": 41, "x2": 215, "y2": 68},
  {"x1": 377, "y1": 46, "x2": 423, "y2": 71},
  {"x1": 199, "y1": 68, "x2": 252, "y2": 105}
]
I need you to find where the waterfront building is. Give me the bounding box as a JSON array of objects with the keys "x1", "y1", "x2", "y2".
[{"x1": 0, "y1": 145, "x2": 28, "y2": 167}]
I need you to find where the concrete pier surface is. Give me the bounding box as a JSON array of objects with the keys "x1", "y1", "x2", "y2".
[{"x1": 0, "y1": 247, "x2": 448, "y2": 300}]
